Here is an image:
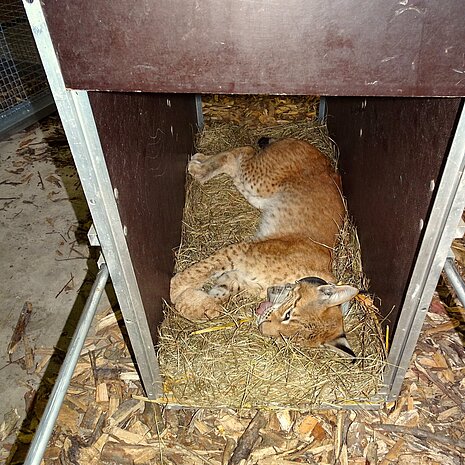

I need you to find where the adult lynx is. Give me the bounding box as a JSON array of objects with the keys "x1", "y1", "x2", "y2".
[{"x1": 170, "y1": 138, "x2": 358, "y2": 357}]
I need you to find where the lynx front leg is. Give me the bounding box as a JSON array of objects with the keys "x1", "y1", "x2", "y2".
[
  {"x1": 188, "y1": 146, "x2": 255, "y2": 184},
  {"x1": 171, "y1": 289, "x2": 223, "y2": 320},
  {"x1": 170, "y1": 265, "x2": 224, "y2": 320},
  {"x1": 170, "y1": 243, "x2": 251, "y2": 320}
]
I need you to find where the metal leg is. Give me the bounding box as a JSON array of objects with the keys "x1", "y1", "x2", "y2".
[
  {"x1": 23, "y1": 264, "x2": 109, "y2": 465},
  {"x1": 443, "y1": 256, "x2": 465, "y2": 307}
]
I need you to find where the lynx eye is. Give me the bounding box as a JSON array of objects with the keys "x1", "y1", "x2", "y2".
[{"x1": 282, "y1": 307, "x2": 293, "y2": 322}]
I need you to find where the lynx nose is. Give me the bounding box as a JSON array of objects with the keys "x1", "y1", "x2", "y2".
[
  {"x1": 267, "y1": 285, "x2": 282, "y2": 301},
  {"x1": 267, "y1": 283, "x2": 294, "y2": 303}
]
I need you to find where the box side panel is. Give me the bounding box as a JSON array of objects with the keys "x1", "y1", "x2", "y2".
[
  {"x1": 89, "y1": 92, "x2": 197, "y2": 341},
  {"x1": 326, "y1": 97, "x2": 461, "y2": 331},
  {"x1": 384, "y1": 101, "x2": 465, "y2": 399},
  {"x1": 42, "y1": 0, "x2": 465, "y2": 96}
]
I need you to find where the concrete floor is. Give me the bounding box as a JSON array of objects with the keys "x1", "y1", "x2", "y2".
[{"x1": 0, "y1": 117, "x2": 110, "y2": 439}]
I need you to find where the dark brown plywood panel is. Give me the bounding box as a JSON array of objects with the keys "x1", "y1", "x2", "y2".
[
  {"x1": 43, "y1": 0, "x2": 465, "y2": 96},
  {"x1": 327, "y1": 97, "x2": 462, "y2": 331},
  {"x1": 89, "y1": 92, "x2": 197, "y2": 341}
]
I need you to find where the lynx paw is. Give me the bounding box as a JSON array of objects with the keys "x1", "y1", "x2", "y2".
[
  {"x1": 188, "y1": 153, "x2": 211, "y2": 183},
  {"x1": 172, "y1": 289, "x2": 223, "y2": 320}
]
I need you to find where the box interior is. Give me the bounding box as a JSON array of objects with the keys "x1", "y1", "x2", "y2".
[{"x1": 89, "y1": 93, "x2": 462, "y2": 350}]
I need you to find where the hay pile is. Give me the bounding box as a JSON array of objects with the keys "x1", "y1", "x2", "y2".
[{"x1": 158, "y1": 120, "x2": 386, "y2": 409}]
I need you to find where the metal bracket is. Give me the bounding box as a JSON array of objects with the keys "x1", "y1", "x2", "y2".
[
  {"x1": 97, "y1": 253, "x2": 106, "y2": 269},
  {"x1": 455, "y1": 218, "x2": 465, "y2": 239},
  {"x1": 87, "y1": 223, "x2": 100, "y2": 246}
]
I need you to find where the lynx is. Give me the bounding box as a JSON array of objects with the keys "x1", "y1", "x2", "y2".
[{"x1": 170, "y1": 138, "x2": 358, "y2": 357}]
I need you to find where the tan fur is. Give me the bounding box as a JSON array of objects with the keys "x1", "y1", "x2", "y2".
[{"x1": 170, "y1": 138, "x2": 356, "y2": 349}]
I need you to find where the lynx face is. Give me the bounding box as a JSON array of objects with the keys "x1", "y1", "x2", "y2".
[{"x1": 256, "y1": 278, "x2": 358, "y2": 357}]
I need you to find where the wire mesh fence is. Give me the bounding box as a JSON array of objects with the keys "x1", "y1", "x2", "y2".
[{"x1": 0, "y1": 0, "x2": 54, "y2": 138}]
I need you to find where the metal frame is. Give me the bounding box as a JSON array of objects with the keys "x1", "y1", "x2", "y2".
[
  {"x1": 23, "y1": 0, "x2": 162, "y2": 399},
  {"x1": 382, "y1": 102, "x2": 465, "y2": 400}
]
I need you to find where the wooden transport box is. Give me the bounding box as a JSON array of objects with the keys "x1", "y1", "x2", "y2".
[{"x1": 24, "y1": 0, "x2": 465, "y2": 403}]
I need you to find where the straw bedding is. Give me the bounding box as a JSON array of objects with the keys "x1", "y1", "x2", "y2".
[{"x1": 158, "y1": 120, "x2": 386, "y2": 409}]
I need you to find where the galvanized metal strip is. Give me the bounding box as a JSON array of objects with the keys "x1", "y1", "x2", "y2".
[
  {"x1": 382, "y1": 102, "x2": 465, "y2": 401},
  {"x1": 318, "y1": 97, "x2": 327, "y2": 121},
  {"x1": 195, "y1": 94, "x2": 204, "y2": 129},
  {"x1": 23, "y1": 0, "x2": 162, "y2": 399}
]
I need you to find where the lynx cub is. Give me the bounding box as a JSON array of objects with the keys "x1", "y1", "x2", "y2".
[{"x1": 170, "y1": 138, "x2": 358, "y2": 357}]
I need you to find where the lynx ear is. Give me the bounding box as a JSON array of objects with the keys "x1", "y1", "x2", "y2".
[{"x1": 317, "y1": 284, "x2": 359, "y2": 307}]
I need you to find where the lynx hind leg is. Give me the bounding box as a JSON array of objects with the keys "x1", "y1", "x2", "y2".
[{"x1": 188, "y1": 146, "x2": 255, "y2": 184}]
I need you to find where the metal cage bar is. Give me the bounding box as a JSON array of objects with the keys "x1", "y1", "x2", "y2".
[{"x1": 0, "y1": 0, "x2": 54, "y2": 138}]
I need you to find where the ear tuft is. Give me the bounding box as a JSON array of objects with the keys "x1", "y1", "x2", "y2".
[{"x1": 318, "y1": 284, "x2": 359, "y2": 307}]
